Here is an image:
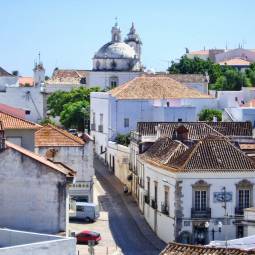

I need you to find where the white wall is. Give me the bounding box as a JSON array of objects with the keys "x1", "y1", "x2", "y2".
[
  {"x1": 0, "y1": 76, "x2": 18, "y2": 87},
  {"x1": 88, "y1": 71, "x2": 141, "y2": 89},
  {"x1": 142, "y1": 162, "x2": 176, "y2": 243},
  {"x1": 0, "y1": 86, "x2": 45, "y2": 122},
  {"x1": 35, "y1": 143, "x2": 94, "y2": 202},
  {"x1": 0, "y1": 229, "x2": 75, "y2": 255},
  {"x1": 179, "y1": 171, "x2": 255, "y2": 241},
  {"x1": 0, "y1": 148, "x2": 68, "y2": 234},
  {"x1": 107, "y1": 141, "x2": 131, "y2": 189}
]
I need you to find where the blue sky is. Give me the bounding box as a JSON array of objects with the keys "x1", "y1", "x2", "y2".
[{"x1": 0, "y1": 0, "x2": 254, "y2": 76}]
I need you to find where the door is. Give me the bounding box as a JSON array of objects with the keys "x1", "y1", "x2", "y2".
[{"x1": 112, "y1": 156, "x2": 115, "y2": 173}]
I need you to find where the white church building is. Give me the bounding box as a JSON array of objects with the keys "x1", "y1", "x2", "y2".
[{"x1": 47, "y1": 21, "x2": 143, "y2": 90}]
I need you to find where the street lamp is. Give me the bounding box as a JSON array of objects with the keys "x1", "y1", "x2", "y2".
[{"x1": 205, "y1": 221, "x2": 222, "y2": 241}]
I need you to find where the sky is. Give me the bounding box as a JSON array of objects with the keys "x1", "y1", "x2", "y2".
[{"x1": 0, "y1": 0, "x2": 255, "y2": 76}]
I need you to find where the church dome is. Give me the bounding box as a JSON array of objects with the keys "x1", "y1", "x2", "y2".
[{"x1": 94, "y1": 42, "x2": 137, "y2": 59}]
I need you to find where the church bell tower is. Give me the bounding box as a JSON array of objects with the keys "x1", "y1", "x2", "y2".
[{"x1": 124, "y1": 22, "x2": 142, "y2": 60}]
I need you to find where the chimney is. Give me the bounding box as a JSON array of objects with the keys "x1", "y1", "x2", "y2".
[
  {"x1": 213, "y1": 116, "x2": 218, "y2": 123},
  {"x1": 0, "y1": 122, "x2": 6, "y2": 151}
]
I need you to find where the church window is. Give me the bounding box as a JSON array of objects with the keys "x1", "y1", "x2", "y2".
[
  {"x1": 80, "y1": 77, "x2": 86, "y2": 84},
  {"x1": 109, "y1": 76, "x2": 119, "y2": 88},
  {"x1": 124, "y1": 118, "x2": 129, "y2": 128},
  {"x1": 96, "y1": 61, "x2": 100, "y2": 70}
]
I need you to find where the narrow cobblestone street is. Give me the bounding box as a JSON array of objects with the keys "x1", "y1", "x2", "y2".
[{"x1": 70, "y1": 157, "x2": 165, "y2": 255}]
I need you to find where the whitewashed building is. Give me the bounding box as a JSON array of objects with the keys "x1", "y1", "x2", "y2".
[
  {"x1": 0, "y1": 127, "x2": 75, "y2": 234},
  {"x1": 136, "y1": 133, "x2": 255, "y2": 244},
  {"x1": 35, "y1": 124, "x2": 94, "y2": 202},
  {"x1": 90, "y1": 75, "x2": 216, "y2": 160},
  {"x1": 0, "y1": 67, "x2": 18, "y2": 88},
  {"x1": 0, "y1": 228, "x2": 76, "y2": 255}
]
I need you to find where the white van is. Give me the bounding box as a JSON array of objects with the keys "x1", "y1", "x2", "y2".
[{"x1": 70, "y1": 202, "x2": 100, "y2": 222}]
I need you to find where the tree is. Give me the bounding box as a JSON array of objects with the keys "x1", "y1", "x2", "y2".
[
  {"x1": 60, "y1": 101, "x2": 90, "y2": 131},
  {"x1": 168, "y1": 56, "x2": 221, "y2": 84},
  {"x1": 212, "y1": 69, "x2": 251, "y2": 91},
  {"x1": 47, "y1": 86, "x2": 101, "y2": 130},
  {"x1": 39, "y1": 117, "x2": 56, "y2": 126},
  {"x1": 115, "y1": 133, "x2": 131, "y2": 147},
  {"x1": 199, "y1": 109, "x2": 222, "y2": 121},
  {"x1": 168, "y1": 56, "x2": 255, "y2": 90},
  {"x1": 12, "y1": 70, "x2": 19, "y2": 76}
]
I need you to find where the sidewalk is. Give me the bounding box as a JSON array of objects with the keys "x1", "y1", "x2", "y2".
[{"x1": 94, "y1": 158, "x2": 165, "y2": 252}]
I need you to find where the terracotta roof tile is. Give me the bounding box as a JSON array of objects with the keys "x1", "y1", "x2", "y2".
[
  {"x1": 19, "y1": 77, "x2": 34, "y2": 86},
  {"x1": 0, "y1": 67, "x2": 13, "y2": 77},
  {"x1": 219, "y1": 58, "x2": 251, "y2": 66},
  {"x1": 50, "y1": 69, "x2": 87, "y2": 84},
  {"x1": 5, "y1": 141, "x2": 75, "y2": 177},
  {"x1": 141, "y1": 137, "x2": 188, "y2": 166},
  {"x1": 109, "y1": 76, "x2": 212, "y2": 100},
  {"x1": 242, "y1": 99, "x2": 255, "y2": 108},
  {"x1": 0, "y1": 111, "x2": 41, "y2": 129},
  {"x1": 206, "y1": 122, "x2": 252, "y2": 137},
  {"x1": 35, "y1": 124, "x2": 85, "y2": 147},
  {"x1": 159, "y1": 123, "x2": 223, "y2": 140},
  {"x1": 0, "y1": 104, "x2": 26, "y2": 119},
  {"x1": 161, "y1": 242, "x2": 253, "y2": 255},
  {"x1": 136, "y1": 122, "x2": 253, "y2": 138},
  {"x1": 171, "y1": 136, "x2": 255, "y2": 172},
  {"x1": 189, "y1": 50, "x2": 210, "y2": 55}
]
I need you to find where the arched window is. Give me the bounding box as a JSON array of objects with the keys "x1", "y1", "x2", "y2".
[{"x1": 109, "y1": 76, "x2": 119, "y2": 88}]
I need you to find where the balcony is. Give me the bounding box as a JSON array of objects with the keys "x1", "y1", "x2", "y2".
[
  {"x1": 191, "y1": 208, "x2": 211, "y2": 219},
  {"x1": 130, "y1": 131, "x2": 141, "y2": 143},
  {"x1": 91, "y1": 123, "x2": 95, "y2": 131},
  {"x1": 98, "y1": 125, "x2": 103, "y2": 133},
  {"x1": 144, "y1": 194, "x2": 150, "y2": 204},
  {"x1": 151, "y1": 199, "x2": 158, "y2": 210},
  {"x1": 161, "y1": 203, "x2": 169, "y2": 216},
  {"x1": 235, "y1": 207, "x2": 244, "y2": 217}
]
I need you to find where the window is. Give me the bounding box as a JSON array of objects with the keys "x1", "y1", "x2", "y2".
[
  {"x1": 154, "y1": 181, "x2": 158, "y2": 204},
  {"x1": 76, "y1": 205, "x2": 84, "y2": 212},
  {"x1": 25, "y1": 110, "x2": 30, "y2": 115},
  {"x1": 109, "y1": 76, "x2": 119, "y2": 88},
  {"x1": 147, "y1": 177, "x2": 150, "y2": 198},
  {"x1": 194, "y1": 190, "x2": 207, "y2": 211},
  {"x1": 238, "y1": 189, "x2": 250, "y2": 209},
  {"x1": 178, "y1": 118, "x2": 182, "y2": 122},
  {"x1": 100, "y1": 114, "x2": 103, "y2": 125},
  {"x1": 164, "y1": 186, "x2": 169, "y2": 208},
  {"x1": 236, "y1": 179, "x2": 253, "y2": 210},
  {"x1": 124, "y1": 118, "x2": 129, "y2": 128},
  {"x1": 93, "y1": 112, "x2": 95, "y2": 124},
  {"x1": 166, "y1": 102, "x2": 170, "y2": 107}
]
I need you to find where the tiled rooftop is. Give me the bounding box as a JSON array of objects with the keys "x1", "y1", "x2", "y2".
[
  {"x1": 219, "y1": 58, "x2": 251, "y2": 66},
  {"x1": 109, "y1": 76, "x2": 212, "y2": 100},
  {"x1": 19, "y1": 77, "x2": 34, "y2": 86},
  {"x1": 160, "y1": 242, "x2": 253, "y2": 255},
  {"x1": 171, "y1": 136, "x2": 255, "y2": 172},
  {"x1": 206, "y1": 122, "x2": 252, "y2": 137},
  {"x1": 141, "y1": 137, "x2": 188, "y2": 166},
  {"x1": 0, "y1": 104, "x2": 26, "y2": 119},
  {"x1": 0, "y1": 67, "x2": 13, "y2": 77},
  {"x1": 136, "y1": 122, "x2": 253, "y2": 138},
  {"x1": 50, "y1": 69, "x2": 87, "y2": 84},
  {"x1": 0, "y1": 111, "x2": 41, "y2": 129},
  {"x1": 158, "y1": 123, "x2": 223, "y2": 140},
  {"x1": 35, "y1": 124, "x2": 85, "y2": 147}
]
